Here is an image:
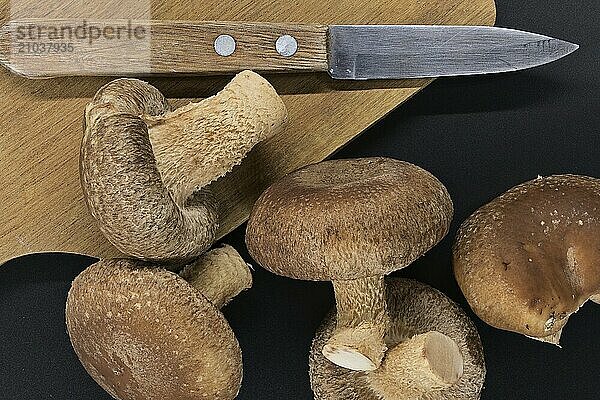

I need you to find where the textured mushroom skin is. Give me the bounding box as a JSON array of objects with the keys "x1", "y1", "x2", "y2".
[
  {"x1": 310, "y1": 278, "x2": 486, "y2": 400},
  {"x1": 454, "y1": 175, "x2": 600, "y2": 341},
  {"x1": 324, "y1": 275, "x2": 390, "y2": 370},
  {"x1": 180, "y1": 244, "x2": 253, "y2": 308},
  {"x1": 145, "y1": 70, "x2": 288, "y2": 206},
  {"x1": 82, "y1": 79, "x2": 219, "y2": 263},
  {"x1": 66, "y1": 259, "x2": 242, "y2": 400},
  {"x1": 246, "y1": 158, "x2": 454, "y2": 281},
  {"x1": 82, "y1": 71, "x2": 287, "y2": 263},
  {"x1": 366, "y1": 331, "x2": 463, "y2": 398}
]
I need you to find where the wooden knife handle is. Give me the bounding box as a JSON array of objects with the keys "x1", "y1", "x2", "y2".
[
  {"x1": 0, "y1": 19, "x2": 330, "y2": 78},
  {"x1": 150, "y1": 21, "x2": 330, "y2": 75}
]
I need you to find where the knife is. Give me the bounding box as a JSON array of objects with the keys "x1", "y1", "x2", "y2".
[{"x1": 0, "y1": 19, "x2": 578, "y2": 79}]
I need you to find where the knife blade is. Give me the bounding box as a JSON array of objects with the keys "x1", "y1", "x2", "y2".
[
  {"x1": 328, "y1": 25, "x2": 578, "y2": 79},
  {"x1": 0, "y1": 19, "x2": 578, "y2": 79}
]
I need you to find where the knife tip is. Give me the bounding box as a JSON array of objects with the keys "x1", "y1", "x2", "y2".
[
  {"x1": 570, "y1": 42, "x2": 580, "y2": 53},
  {"x1": 561, "y1": 40, "x2": 580, "y2": 62},
  {"x1": 564, "y1": 40, "x2": 580, "y2": 53},
  {"x1": 545, "y1": 38, "x2": 580, "y2": 63}
]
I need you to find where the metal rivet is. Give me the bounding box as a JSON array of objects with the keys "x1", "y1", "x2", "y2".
[
  {"x1": 214, "y1": 34, "x2": 236, "y2": 57},
  {"x1": 275, "y1": 35, "x2": 298, "y2": 57}
]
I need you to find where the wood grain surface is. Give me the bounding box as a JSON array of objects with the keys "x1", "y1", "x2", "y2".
[
  {"x1": 0, "y1": 20, "x2": 329, "y2": 77},
  {"x1": 0, "y1": 0, "x2": 496, "y2": 265}
]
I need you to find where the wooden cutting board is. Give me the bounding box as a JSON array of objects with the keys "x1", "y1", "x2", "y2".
[{"x1": 0, "y1": 0, "x2": 496, "y2": 265}]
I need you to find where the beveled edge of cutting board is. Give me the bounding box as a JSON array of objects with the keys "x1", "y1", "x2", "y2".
[{"x1": 0, "y1": 0, "x2": 497, "y2": 266}]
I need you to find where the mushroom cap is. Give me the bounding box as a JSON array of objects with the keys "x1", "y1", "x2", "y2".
[
  {"x1": 81, "y1": 78, "x2": 220, "y2": 263},
  {"x1": 82, "y1": 71, "x2": 286, "y2": 264},
  {"x1": 246, "y1": 158, "x2": 453, "y2": 281},
  {"x1": 309, "y1": 278, "x2": 486, "y2": 400},
  {"x1": 453, "y1": 174, "x2": 600, "y2": 342},
  {"x1": 66, "y1": 259, "x2": 242, "y2": 400}
]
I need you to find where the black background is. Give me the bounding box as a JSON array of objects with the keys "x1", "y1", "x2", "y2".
[{"x1": 1, "y1": 0, "x2": 598, "y2": 398}]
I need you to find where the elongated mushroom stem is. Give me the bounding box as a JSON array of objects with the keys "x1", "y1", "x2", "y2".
[
  {"x1": 0, "y1": 25, "x2": 7, "y2": 67},
  {"x1": 180, "y1": 244, "x2": 252, "y2": 309},
  {"x1": 367, "y1": 332, "x2": 464, "y2": 399},
  {"x1": 145, "y1": 71, "x2": 288, "y2": 206},
  {"x1": 591, "y1": 294, "x2": 600, "y2": 304},
  {"x1": 82, "y1": 71, "x2": 287, "y2": 262},
  {"x1": 322, "y1": 276, "x2": 389, "y2": 371}
]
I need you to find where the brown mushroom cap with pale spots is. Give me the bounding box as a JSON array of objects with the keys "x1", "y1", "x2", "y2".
[
  {"x1": 246, "y1": 157, "x2": 453, "y2": 281},
  {"x1": 453, "y1": 174, "x2": 600, "y2": 344},
  {"x1": 246, "y1": 157, "x2": 454, "y2": 371},
  {"x1": 66, "y1": 259, "x2": 243, "y2": 400},
  {"x1": 81, "y1": 71, "x2": 286, "y2": 263},
  {"x1": 310, "y1": 278, "x2": 486, "y2": 400}
]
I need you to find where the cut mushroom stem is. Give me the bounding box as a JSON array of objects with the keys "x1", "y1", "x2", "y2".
[
  {"x1": 82, "y1": 70, "x2": 287, "y2": 262},
  {"x1": 180, "y1": 244, "x2": 252, "y2": 309},
  {"x1": 322, "y1": 275, "x2": 390, "y2": 371},
  {"x1": 310, "y1": 278, "x2": 484, "y2": 400},
  {"x1": 144, "y1": 70, "x2": 288, "y2": 206},
  {"x1": 367, "y1": 331, "x2": 464, "y2": 399}
]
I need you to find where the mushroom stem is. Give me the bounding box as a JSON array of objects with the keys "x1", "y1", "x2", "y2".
[
  {"x1": 180, "y1": 245, "x2": 252, "y2": 309},
  {"x1": 145, "y1": 70, "x2": 287, "y2": 206},
  {"x1": 322, "y1": 275, "x2": 389, "y2": 371},
  {"x1": 82, "y1": 72, "x2": 286, "y2": 263},
  {"x1": 367, "y1": 331, "x2": 464, "y2": 399},
  {"x1": 590, "y1": 294, "x2": 600, "y2": 304}
]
